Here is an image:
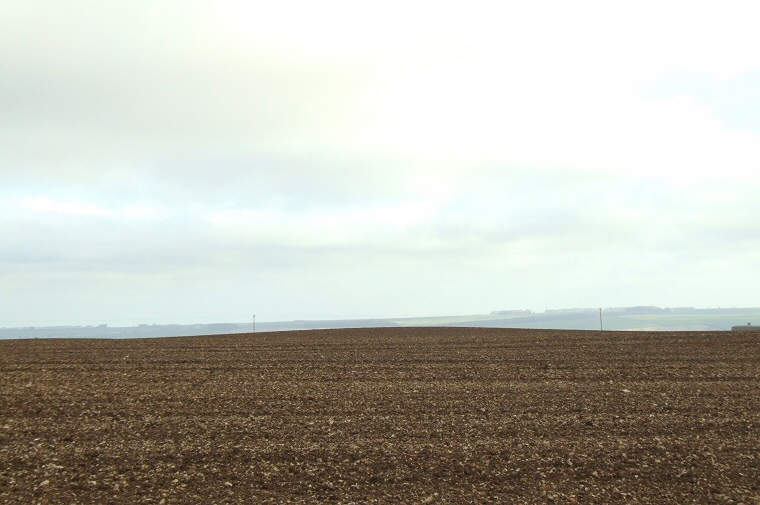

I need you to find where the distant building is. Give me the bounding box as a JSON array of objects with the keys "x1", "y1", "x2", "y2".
[
  {"x1": 623, "y1": 306, "x2": 668, "y2": 315},
  {"x1": 544, "y1": 308, "x2": 596, "y2": 315},
  {"x1": 490, "y1": 310, "x2": 533, "y2": 316},
  {"x1": 732, "y1": 323, "x2": 760, "y2": 332}
]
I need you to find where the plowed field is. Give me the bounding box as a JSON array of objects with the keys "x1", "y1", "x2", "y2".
[{"x1": 1, "y1": 327, "x2": 759, "y2": 504}]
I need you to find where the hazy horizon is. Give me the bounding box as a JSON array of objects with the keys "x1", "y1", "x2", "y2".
[
  {"x1": 4, "y1": 304, "x2": 760, "y2": 329},
  {"x1": 3, "y1": 1, "x2": 760, "y2": 328}
]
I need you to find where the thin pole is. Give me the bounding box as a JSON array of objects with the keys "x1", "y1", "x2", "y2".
[
  {"x1": 253, "y1": 314, "x2": 256, "y2": 334},
  {"x1": 599, "y1": 308, "x2": 603, "y2": 331}
]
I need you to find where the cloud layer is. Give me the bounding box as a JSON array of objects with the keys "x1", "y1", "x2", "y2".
[{"x1": 2, "y1": 1, "x2": 760, "y2": 325}]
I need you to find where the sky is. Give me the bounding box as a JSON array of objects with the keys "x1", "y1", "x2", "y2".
[{"x1": 2, "y1": 1, "x2": 760, "y2": 326}]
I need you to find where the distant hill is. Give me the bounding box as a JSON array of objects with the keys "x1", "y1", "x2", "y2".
[
  {"x1": 433, "y1": 307, "x2": 760, "y2": 331},
  {"x1": 2, "y1": 307, "x2": 760, "y2": 339}
]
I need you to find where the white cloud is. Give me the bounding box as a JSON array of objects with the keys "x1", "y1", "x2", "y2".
[
  {"x1": 2, "y1": 1, "x2": 760, "y2": 325},
  {"x1": 18, "y1": 197, "x2": 155, "y2": 219}
]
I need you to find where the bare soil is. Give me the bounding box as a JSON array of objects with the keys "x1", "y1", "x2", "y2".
[{"x1": 1, "y1": 327, "x2": 759, "y2": 504}]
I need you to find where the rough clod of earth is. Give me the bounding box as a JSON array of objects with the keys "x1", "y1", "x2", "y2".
[{"x1": 1, "y1": 327, "x2": 758, "y2": 504}]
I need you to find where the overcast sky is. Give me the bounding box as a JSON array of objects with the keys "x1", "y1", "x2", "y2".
[{"x1": 2, "y1": 1, "x2": 760, "y2": 326}]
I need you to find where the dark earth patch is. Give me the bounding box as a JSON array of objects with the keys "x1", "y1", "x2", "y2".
[{"x1": 1, "y1": 327, "x2": 758, "y2": 504}]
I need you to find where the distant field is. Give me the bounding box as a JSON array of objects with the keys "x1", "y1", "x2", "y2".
[
  {"x1": 4, "y1": 307, "x2": 760, "y2": 339},
  {"x1": 399, "y1": 308, "x2": 760, "y2": 331},
  {"x1": 1, "y1": 328, "x2": 759, "y2": 504}
]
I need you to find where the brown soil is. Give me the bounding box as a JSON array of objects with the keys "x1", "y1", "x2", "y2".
[{"x1": 1, "y1": 327, "x2": 759, "y2": 504}]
